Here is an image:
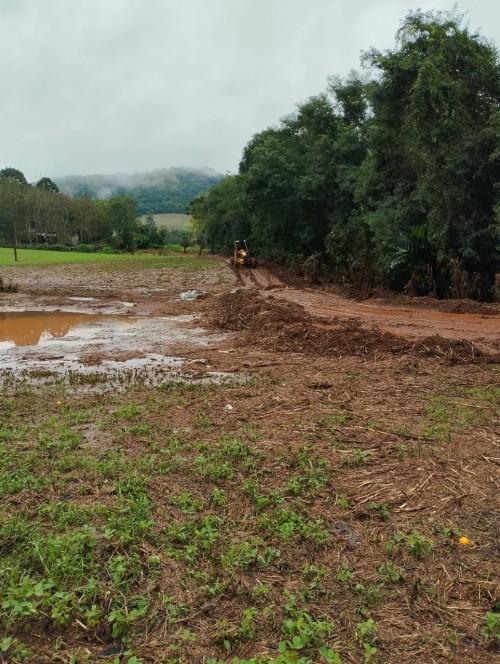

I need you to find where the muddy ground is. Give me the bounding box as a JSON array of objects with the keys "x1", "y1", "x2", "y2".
[
  {"x1": 0, "y1": 256, "x2": 499, "y2": 663},
  {"x1": 1, "y1": 257, "x2": 498, "y2": 366}
]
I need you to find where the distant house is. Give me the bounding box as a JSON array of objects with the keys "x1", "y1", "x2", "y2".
[{"x1": 34, "y1": 232, "x2": 57, "y2": 245}]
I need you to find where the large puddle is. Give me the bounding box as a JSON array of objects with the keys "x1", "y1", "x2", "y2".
[
  {"x1": 0, "y1": 309, "x2": 238, "y2": 392},
  {"x1": 0, "y1": 311, "x2": 128, "y2": 348}
]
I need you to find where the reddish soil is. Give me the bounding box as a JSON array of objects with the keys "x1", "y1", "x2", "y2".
[
  {"x1": 3, "y1": 259, "x2": 498, "y2": 356},
  {"x1": 232, "y1": 265, "x2": 499, "y2": 355}
]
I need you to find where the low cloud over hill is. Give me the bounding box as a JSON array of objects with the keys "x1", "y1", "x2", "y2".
[{"x1": 54, "y1": 167, "x2": 223, "y2": 215}]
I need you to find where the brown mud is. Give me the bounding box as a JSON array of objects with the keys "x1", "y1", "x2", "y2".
[
  {"x1": 2, "y1": 259, "x2": 498, "y2": 355},
  {"x1": 0, "y1": 260, "x2": 498, "y2": 382}
]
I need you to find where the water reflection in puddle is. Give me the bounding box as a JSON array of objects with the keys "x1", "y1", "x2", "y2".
[
  {"x1": 0, "y1": 310, "x2": 239, "y2": 392},
  {"x1": 0, "y1": 311, "x2": 129, "y2": 348}
]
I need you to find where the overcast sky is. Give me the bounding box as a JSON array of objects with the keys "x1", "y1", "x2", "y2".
[{"x1": 1, "y1": 0, "x2": 499, "y2": 182}]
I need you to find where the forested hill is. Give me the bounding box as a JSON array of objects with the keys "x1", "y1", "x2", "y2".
[{"x1": 54, "y1": 167, "x2": 223, "y2": 215}]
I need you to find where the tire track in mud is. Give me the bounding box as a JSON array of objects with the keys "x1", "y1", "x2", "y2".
[
  {"x1": 233, "y1": 266, "x2": 284, "y2": 289},
  {"x1": 233, "y1": 266, "x2": 500, "y2": 353}
]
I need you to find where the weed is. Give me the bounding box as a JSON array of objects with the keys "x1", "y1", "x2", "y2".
[
  {"x1": 27, "y1": 369, "x2": 56, "y2": 379},
  {"x1": 164, "y1": 516, "x2": 222, "y2": 562},
  {"x1": 189, "y1": 570, "x2": 226, "y2": 597},
  {"x1": 220, "y1": 537, "x2": 280, "y2": 570},
  {"x1": 210, "y1": 487, "x2": 228, "y2": 506},
  {"x1": 335, "y1": 495, "x2": 354, "y2": 510},
  {"x1": 367, "y1": 501, "x2": 389, "y2": 521},
  {"x1": 240, "y1": 607, "x2": 259, "y2": 639},
  {"x1": 336, "y1": 564, "x2": 353, "y2": 584},
  {"x1": 195, "y1": 412, "x2": 214, "y2": 429},
  {"x1": 303, "y1": 564, "x2": 329, "y2": 582},
  {"x1": 482, "y1": 611, "x2": 500, "y2": 644},
  {"x1": 430, "y1": 520, "x2": 460, "y2": 540},
  {"x1": 354, "y1": 582, "x2": 382, "y2": 610},
  {"x1": 279, "y1": 591, "x2": 333, "y2": 653},
  {"x1": 425, "y1": 395, "x2": 450, "y2": 423},
  {"x1": 242, "y1": 479, "x2": 283, "y2": 513},
  {"x1": 250, "y1": 581, "x2": 270, "y2": 598},
  {"x1": 395, "y1": 444, "x2": 407, "y2": 459},
  {"x1": 356, "y1": 618, "x2": 378, "y2": 660},
  {"x1": 168, "y1": 491, "x2": 204, "y2": 514},
  {"x1": 422, "y1": 424, "x2": 451, "y2": 442},
  {"x1": 161, "y1": 595, "x2": 189, "y2": 623},
  {"x1": 107, "y1": 597, "x2": 149, "y2": 638},
  {"x1": 377, "y1": 562, "x2": 404, "y2": 583},
  {"x1": 341, "y1": 448, "x2": 370, "y2": 466},
  {"x1": 129, "y1": 423, "x2": 153, "y2": 436},
  {"x1": 258, "y1": 508, "x2": 329, "y2": 545},
  {"x1": 195, "y1": 456, "x2": 234, "y2": 482},
  {"x1": 38, "y1": 501, "x2": 106, "y2": 528},
  {"x1": 67, "y1": 371, "x2": 109, "y2": 386},
  {"x1": 464, "y1": 385, "x2": 500, "y2": 405},
  {"x1": 0, "y1": 637, "x2": 33, "y2": 661},
  {"x1": 321, "y1": 412, "x2": 353, "y2": 427},
  {"x1": 240, "y1": 422, "x2": 259, "y2": 441},
  {"x1": 114, "y1": 403, "x2": 141, "y2": 421},
  {"x1": 387, "y1": 531, "x2": 434, "y2": 558}
]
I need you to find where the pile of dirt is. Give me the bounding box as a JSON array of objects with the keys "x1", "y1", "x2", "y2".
[
  {"x1": 212, "y1": 289, "x2": 309, "y2": 331},
  {"x1": 212, "y1": 290, "x2": 494, "y2": 363},
  {"x1": 263, "y1": 321, "x2": 486, "y2": 362}
]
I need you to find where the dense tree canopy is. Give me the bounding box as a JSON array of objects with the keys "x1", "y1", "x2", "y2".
[
  {"x1": 361, "y1": 10, "x2": 500, "y2": 296},
  {"x1": 191, "y1": 10, "x2": 500, "y2": 299},
  {"x1": 0, "y1": 168, "x2": 28, "y2": 185}
]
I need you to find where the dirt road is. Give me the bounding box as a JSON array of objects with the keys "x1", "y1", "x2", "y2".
[{"x1": 234, "y1": 264, "x2": 499, "y2": 353}]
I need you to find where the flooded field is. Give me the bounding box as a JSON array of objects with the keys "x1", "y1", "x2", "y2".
[
  {"x1": 0, "y1": 311, "x2": 128, "y2": 348},
  {"x1": 0, "y1": 256, "x2": 242, "y2": 393},
  {"x1": 0, "y1": 302, "x2": 231, "y2": 389}
]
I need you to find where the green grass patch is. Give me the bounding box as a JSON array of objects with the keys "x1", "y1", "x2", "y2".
[{"x1": 0, "y1": 247, "x2": 216, "y2": 269}]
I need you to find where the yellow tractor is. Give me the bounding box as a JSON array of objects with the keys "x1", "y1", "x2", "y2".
[{"x1": 229, "y1": 240, "x2": 257, "y2": 268}]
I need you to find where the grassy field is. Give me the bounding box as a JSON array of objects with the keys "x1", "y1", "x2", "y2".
[
  {"x1": 0, "y1": 248, "x2": 206, "y2": 268},
  {"x1": 140, "y1": 213, "x2": 192, "y2": 230}
]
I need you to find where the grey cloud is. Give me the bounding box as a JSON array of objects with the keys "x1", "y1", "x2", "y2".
[{"x1": 1, "y1": 0, "x2": 499, "y2": 181}]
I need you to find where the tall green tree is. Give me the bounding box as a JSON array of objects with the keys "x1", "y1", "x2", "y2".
[
  {"x1": 35, "y1": 177, "x2": 60, "y2": 194},
  {"x1": 106, "y1": 195, "x2": 139, "y2": 253},
  {"x1": 0, "y1": 168, "x2": 28, "y2": 186},
  {"x1": 0, "y1": 169, "x2": 29, "y2": 260},
  {"x1": 189, "y1": 176, "x2": 250, "y2": 254},
  {"x1": 360, "y1": 9, "x2": 500, "y2": 295},
  {"x1": 240, "y1": 96, "x2": 340, "y2": 260}
]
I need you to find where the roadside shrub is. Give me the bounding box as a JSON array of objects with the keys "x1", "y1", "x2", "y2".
[
  {"x1": 99, "y1": 246, "x2": 121, "y2": 254},
  {"x1": 49, "y1": 244, "x2": 72, "y2": 251}
]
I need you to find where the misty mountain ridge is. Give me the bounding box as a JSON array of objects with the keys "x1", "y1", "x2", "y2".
[{"x1": 54, "y1": 166, "x2": 224, "y2": 215}]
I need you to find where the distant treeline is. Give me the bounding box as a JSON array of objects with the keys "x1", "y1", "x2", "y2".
[
  {"x1": 0, "y1": 167, "x2": 222, "y2": 256},
  {"x1": 190, "y1": 10, "x2": 500, "y2": 300},
  {"x1": 0, "y1": 170, "x2": 180, "y2": 255},
  {"x1": 54, "y1": 167, "x2": 223, "y2": 215}
]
